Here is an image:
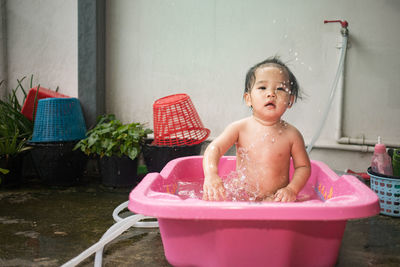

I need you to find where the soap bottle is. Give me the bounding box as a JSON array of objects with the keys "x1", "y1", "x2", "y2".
[
  {"x1": 371, "y1": 136, "x2": 393, "y2": 176},
  {"x1": 392, "y1": 149, "x2": 400, "y2": 177}
]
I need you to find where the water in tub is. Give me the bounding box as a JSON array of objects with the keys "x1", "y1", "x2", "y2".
[
  {"x1": 176, "y1": 121, "x2": 316, "y2": 202},
  {"x1": 175, "y1": 170, "x2": 317, "y2": 202}
]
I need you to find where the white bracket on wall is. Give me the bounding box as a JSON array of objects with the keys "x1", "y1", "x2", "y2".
[{"x1": 336, "y1": 41, "x2": 351, "y2": 49}]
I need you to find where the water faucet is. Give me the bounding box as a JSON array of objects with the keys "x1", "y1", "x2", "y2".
[{"x1": 324, "y1": 20, "x2": 349, "y2": 36}]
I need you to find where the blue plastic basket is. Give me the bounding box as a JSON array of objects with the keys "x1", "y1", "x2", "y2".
[
  {"x1": 368, "y1": 168, "x2": 400, "y2": 217},
  {"x1": 31, "y1": 98, "x2": 87, "y2": 142}
]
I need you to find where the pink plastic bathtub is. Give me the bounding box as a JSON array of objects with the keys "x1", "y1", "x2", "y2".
[{"x1": 129, "y1": 156, "x2": 379, "y2": 267}]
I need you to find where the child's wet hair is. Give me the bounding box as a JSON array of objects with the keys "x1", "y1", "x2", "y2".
[{"x1": 244, "y1": 57, "x2": 300, "y2": 102}]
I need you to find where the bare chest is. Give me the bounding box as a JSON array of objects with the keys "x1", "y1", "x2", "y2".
[{"x1": 237, "y1": 128, "x2": 291, "y2": 164}]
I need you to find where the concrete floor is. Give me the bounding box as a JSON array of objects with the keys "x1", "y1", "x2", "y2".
[{"x1": 1, "y1": 173, "x2": 400, "y2": 267}]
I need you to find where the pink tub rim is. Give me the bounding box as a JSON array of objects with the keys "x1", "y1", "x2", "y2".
[{"x1": 129, "y1": 156, "x2": 380, "y2": 221}]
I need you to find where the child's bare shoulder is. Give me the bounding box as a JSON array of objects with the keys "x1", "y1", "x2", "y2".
[
  {"x1": 216, "y1": 118, "x2": 252, "y2": 143},
  {"x1": 282, "y1": 121, "x2": 301, "y2": 134},
  {"x1": 283, "y1": 121, "x2": 304, "y2": 141},
  {"x1": 227, "y1": 117, "x2": 252, "y2": 129},
  {"x1": 230, "y1": 117, "x2": 256, "y2": 135}
]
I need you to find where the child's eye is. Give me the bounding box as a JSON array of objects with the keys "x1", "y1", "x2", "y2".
[
  {"x1": 258, "y1": 86, "x2": 266, "y2": 90},
  {"x1": 276, "y1": 87, "x2": 285, "y2": 91}
]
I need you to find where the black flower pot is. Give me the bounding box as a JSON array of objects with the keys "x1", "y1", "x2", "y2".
[
  {"x1": 29, "y1": 142, "x2": 87, "y2": 186},
  {"x1": 99, "y1": 155, "x2": 139, "y2": 187},
  {"x1": 0, "y1": 153, "x2": 26, "y2": 188},
  {"x1": 143, "y1": 140, "x2": 203, "y2": 173}
]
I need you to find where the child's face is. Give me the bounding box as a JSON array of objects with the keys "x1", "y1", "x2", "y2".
[{"x1": 244, "y1": 65, "x2": 294, "y2": 123}]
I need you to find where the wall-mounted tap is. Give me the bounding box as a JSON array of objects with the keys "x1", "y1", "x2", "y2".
[{"x1": 324, "y1": 20, "x2": 349, "y2": 36}]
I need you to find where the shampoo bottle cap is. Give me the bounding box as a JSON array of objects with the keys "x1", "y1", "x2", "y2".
[{"x1": 374, "y1": 136, "x2": 387, "y2": 154}]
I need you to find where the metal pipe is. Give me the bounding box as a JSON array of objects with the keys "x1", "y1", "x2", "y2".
[
  {"x1": 337, "y1": 137, "x2": 399, "y2": 148},
  {"x1": 0, "y1": 0, "x2": 8, "y2": 99},
  {"x1": 309, "y1": 141, "x2": 374, "y2": 152}
]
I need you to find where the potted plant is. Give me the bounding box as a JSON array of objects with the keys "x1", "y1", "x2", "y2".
[
  {"x1": 0, "y1": 78, "x2": 34, "y2": 187},
  {"x1": 0, "y1": 130, "x2": 32, "y2": 187},
  {"x1": 142, "y1": 138, "x2": 204, "y2": 173},
  {"x1": 74, "y1": 114, "x2": 152, "y2": 187}
]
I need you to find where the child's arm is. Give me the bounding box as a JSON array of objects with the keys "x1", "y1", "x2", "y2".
[
  {"x1": 203, "y1": 122, "x2": 240, "y2": 201},
  {"x1": 274, "y1": 129, "x2": 311, "y2": 202}
]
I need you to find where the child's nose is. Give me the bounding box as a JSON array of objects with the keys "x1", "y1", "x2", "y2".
[{"x1": 266, "y1": 88, "x2": 276, "y2": 97}]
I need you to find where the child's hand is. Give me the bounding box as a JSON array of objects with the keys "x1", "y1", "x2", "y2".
[
  {"x1": 203, "y1": 174, "x2": 226, "y2": 201},
  {"x1": 274, "y1": 187, "x2": 297, "y2": 202}
]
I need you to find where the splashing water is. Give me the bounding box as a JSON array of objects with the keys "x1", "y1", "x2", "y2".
[
  {"x1": 175, "y1": 142, "x2": 265, "y2": 201},
  {"x1": 176, "y1": 181, "x2": 203, "y2": 199},
  {"x1": 222, "y1": 170, "x2": 264, "y2": 201}
]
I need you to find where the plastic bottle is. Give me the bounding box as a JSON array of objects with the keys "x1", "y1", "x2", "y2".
[
  {"x1": 392, "y1": 149, "x2": 400, "y2": 177},
  {"x1": 371, "y1": 136, "x2": 393, "y2": 176}
]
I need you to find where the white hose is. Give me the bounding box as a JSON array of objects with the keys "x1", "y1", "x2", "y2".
[
  {"x1": 307, "y1": 35, "x2": 348, "y2": 154},
  {"x1": 61, "y1": 214, "x2": 145, "y2": 267},
  {"x1": 112, "y1": 200, "x2": 130, "y2": 222},
  {"x1": 111, "y1": 200, "x2": 159, "y2": 227},
  {"x1": 94, "y1": 201, "x2": 158, "y2": 267},
  {"x1": 61, "y1": 201, "x2": 159, "y2": 267}
]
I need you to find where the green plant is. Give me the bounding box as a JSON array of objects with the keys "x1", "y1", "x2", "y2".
[
  {"x1": 0, "y1": 167, "x2": 9, "y2": 186},
  {"x1": 74, "y1": 114, "x2": 152, "y2": 160},
  {"x1": 0, "y1": 76, "x2": 34, "y2": 158},
  {"x1": 0, "y1": 129, "x2": 32, "y2": 157},
  {"x1": 0, "y1": 168, "x2": 9, "y2": 175}
]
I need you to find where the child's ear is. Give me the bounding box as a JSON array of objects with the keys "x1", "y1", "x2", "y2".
[
  {"x1": 244, "y1": 92, "x2": 252, "y2": 107},
  {"x1": 288, "y1": 95, "x2": 295, "y2": 108}
]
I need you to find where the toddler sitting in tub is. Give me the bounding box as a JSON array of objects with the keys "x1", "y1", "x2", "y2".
[{"x1": 203, "y1": 57, "x2": 311, "y2": 202}]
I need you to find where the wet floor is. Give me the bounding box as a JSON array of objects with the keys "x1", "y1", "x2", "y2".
[{"x1": 1, "y1": 172, "x2": 400, "y2": 266}]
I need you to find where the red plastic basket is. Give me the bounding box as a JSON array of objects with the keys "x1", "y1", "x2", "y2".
[
  {"x1": 152, "y1": 94, "x2": 210, "y2": 146},
  {"x1": 21, "y1": 87, "x2": 69, "y2": 121}
]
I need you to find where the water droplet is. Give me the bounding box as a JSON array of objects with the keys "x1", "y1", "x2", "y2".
[
  {"x1": 272, "y1": 19, "x2": 276, "y2": 24},
  {"x1": 294, "y1": 52, "x2": 298, "y2": 56},
  {"x1": 295, "y1": 57, "x2": 299, "y2": 61},
  {"x1": 308, "y1": 66, "x2": 313, "y2": 71},
  {"x1": 271, "y1": 138, "x2": 275, "y2": 143},
  {"x1": 209, "y1": 145, "x2": 217, "y2": 151}
]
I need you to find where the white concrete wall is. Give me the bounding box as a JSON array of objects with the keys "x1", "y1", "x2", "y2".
[
  {"x1": 4, "y1": 0, "x2": 400, "y2": 172},
  {"x1": 5, "y1": 0, "x2": 77, "y2": 98},
  {"x1": 106, "y1": 0, "x2": 400, "y2": 171}
]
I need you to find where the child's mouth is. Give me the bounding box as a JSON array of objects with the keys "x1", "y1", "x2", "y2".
[{"x1": 265, "y1": 102, "x2": 275, "y2": 108}]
